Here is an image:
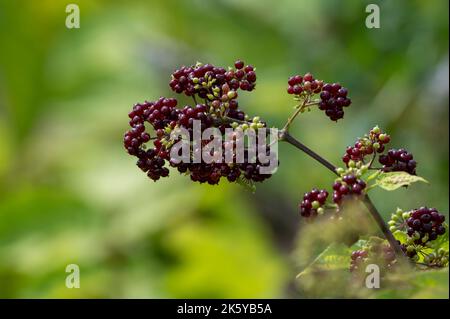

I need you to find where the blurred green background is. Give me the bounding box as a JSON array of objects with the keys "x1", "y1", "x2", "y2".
[{"x1": 0, "y1": 0, "x2": 448, "y2": 298}]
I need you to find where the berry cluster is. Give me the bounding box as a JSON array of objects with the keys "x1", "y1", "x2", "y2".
[
  {"x1": 405, "y1": 207, "x2": 446, "y2": 243},
  {"x1": 287, "y1": 73, "x2": 323, "y2": 95},
  {"x1": 287, "y1": 73, "x2": 352, "y2": 122},
  {"x1": 379, "y1": 148, "x2": 416, "y2": 175},
  {"x1": 332, "y1": 174, "x2": 366, "y2": 205},
  {"x1": 341, "y1": 126, "x2": 418, "y2": 176},
  {"x1": 342, "y1": 126, "x2": 390, "y2": 165},
  {"x1": 319, "y1": 83, "x2": 351, "y2": 121},
  {"x1": 298, "y1": 188, "x2": 329, "y2": 218},
  {"x1": 136, "y1": 148, "x2": 169, "y2": 181},
  {"x1": 124, "y1": 60, "x2": 275, "y2": 185},
  {"x1": 350, "y1": 239, "x2": 405, "y2": 272},
  {"x1": 169, "y1": 60, "x2": 256, "y2": 100}
]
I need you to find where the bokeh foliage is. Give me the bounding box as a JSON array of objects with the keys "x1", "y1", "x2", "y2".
[{"x1": 0, "y1": 0, "x2": 448, "y2": 298}]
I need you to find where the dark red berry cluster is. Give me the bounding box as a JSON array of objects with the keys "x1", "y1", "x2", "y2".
[
  {"x1": 170, "y1": 145, "x2": 275, "y2": 185},
  {"x1": 350, "y1": 240, "x2": 405, "y2": 272},
  {"x1": 319, "y1": 83, "x2": 351, "y2": 121},
  {"x1": 287, "y1": 73, "x2": 323, "y2": 95},
  {"x1": 342, "y1": 126, "x2": 390, "y2": 165},
  {"x1": 287, "y1": 73, "x2": 351, "y2": 121},
  {"x1": 332, "y1": 174, "x2": 366, "y2": 205},
  {"x1": 169, "y1": 60, "x2": 256, "y2": 99},
  {"x1": 125, "y1": 60, "x2": 275, "y2": 185},
  {"x1": 299, "y1": 188, "x2": 329, "y2": 218},
  {"x1": 144, "y1": 97, "x2": 180, "y2": 130},
  {"x1": 124, "y1": 98, "x2": 181, "y2": 181},
  {"x1": 350, "y1": 241, "x2": 406, "y2": 272},
  {"x1": 379, "y1": 148, "x2": 416, "y2": 175},
  {"x1": 136, "y1": 148, "x2": 169, "y2": 181},
  {"x1": 406, "y1": 207, "x2": 446, "y2": 243}
]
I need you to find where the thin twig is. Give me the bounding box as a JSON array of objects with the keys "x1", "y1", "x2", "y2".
[{"x1": 282, "y1": 99, "x2": 319, "y2": 132}]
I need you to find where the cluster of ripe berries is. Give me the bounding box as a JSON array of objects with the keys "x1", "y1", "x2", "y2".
[
  {"x1": 298, "y1": 173, "x2": 366, "y2": 218},
  {"x1": 124, "y1": 60, "x2": 274, "y2": 184},
  {"x1": 298, "y1": 188, "x2": 329, "y2": 217},
  {"x1": 388, "y1": 207, "x2": 447, "y2": 262},
  {"x1": 379, "y1": 148, "x2": 416, "y2": 175},
  {"x1": 342, "y1": 126, "x2": 390, "y2": 165},
  {"x1": 342, "y1": 126, "x2": 417, "y2": 175},
  {"x1": 287, "y1": 73, "x2": 351, "y2": 121},
  {"x1": 287, "y1": 73, "x2": 323, "y2": 95},
  {"x1": 169, "y1": 60, "x2": 256, "y2": 99},
  {"x1": 319, "y1": 83, "x2": 351, "y2": 121},
  {"x1": 332, "y1": 174, "x2": 366, "y2": 205},
  {"x1": 405, "y1": 207, "x2": 446, "y2": 243}
]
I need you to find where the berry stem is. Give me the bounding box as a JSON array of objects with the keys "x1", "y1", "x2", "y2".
[
  {"x1": 368, "y1": 152, "x2": 377, "y2": 168},
  {"x1": 279, "y1": 130, "x2": 408, "y2": 260},
  {"x1": 282, "y1": 98, "x2": 319, "y2": 132}
]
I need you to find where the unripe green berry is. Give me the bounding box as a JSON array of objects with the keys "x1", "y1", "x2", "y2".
[
  {"x1": 389, "y1": 226, "x2": 397, "y2": 232},
  {"x1": 378, "y1": 133, "x2": 387, "y2": 142},
  {"x1": 227, "y1": 90, "x2": 237, "y2": 99},
  {"x1": 312, "y1": 201, "x2": 320, "y2": 209},
  {"x1": 402, "y1": 212, "x2": 410, "y2": 220},
  {"x1": 359, "y1": 166, "x2": 368, "y2": 174}
]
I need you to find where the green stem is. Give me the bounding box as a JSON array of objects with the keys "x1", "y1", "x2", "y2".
[{"x1": 282, "y1": 99, "x2": 319, "y2": 132}]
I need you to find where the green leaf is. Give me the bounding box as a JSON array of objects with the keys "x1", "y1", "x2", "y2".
[
  {"x1": 393, "y1": 230, "x2": 408, "y2": 244},
  {"x1": 297, "y1": 243, "x2": 351, "y2": 278},
  {"x1": 350, "y1": 238, "x2": 369, "y2": 251},
  {"x1": 374, "y1": 172, "x2": 429, "y2": 191}
]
